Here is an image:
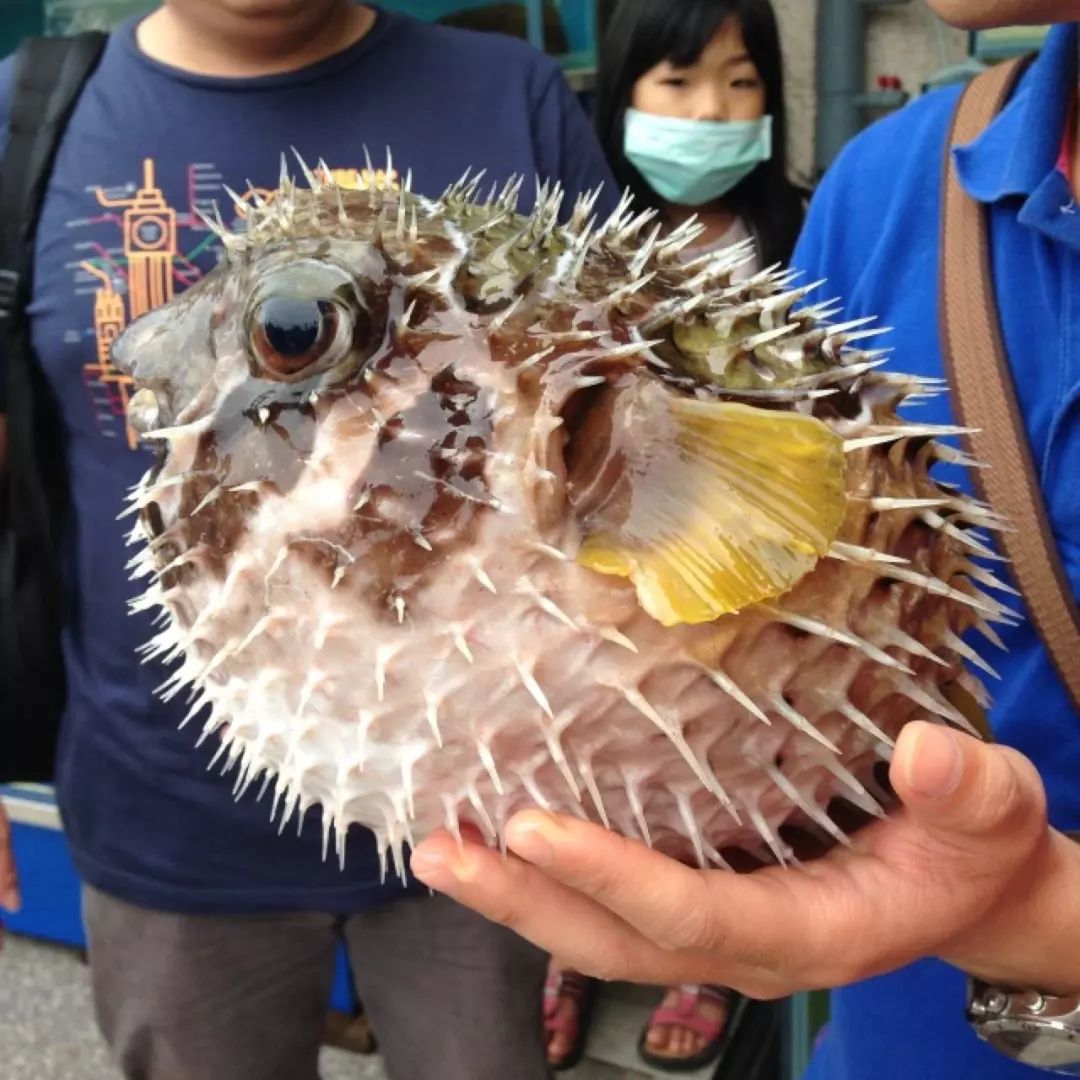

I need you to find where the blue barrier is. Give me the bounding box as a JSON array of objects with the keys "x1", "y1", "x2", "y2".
[{"x1": 0, "y1": 783, "x2": 356, "y2": 1014}]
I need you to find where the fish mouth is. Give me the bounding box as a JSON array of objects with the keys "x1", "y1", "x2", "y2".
[{"x1": 127, "y1": 387, "x2": 164, "y2": 435}]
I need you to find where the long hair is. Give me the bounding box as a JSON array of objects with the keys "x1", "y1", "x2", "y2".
[{"x1": 594, "y1": 0, "x2": 806, "y2": 267}]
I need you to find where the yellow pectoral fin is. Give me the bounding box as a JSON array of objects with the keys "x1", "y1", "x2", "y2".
[{"x1": 576, "y1": 395, "x2": 847, "y2": 627}]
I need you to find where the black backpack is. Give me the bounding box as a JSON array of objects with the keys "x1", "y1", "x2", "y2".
[{"x1": 0, "y1": 32, "x2": 108, "y2": 782}]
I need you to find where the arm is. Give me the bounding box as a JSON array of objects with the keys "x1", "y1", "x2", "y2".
[
  {"x1": 0, "y1": 55, "x2": 20, "y2": 934},
  {"x1": 0, "y1": 420, "x2": 15, "y2": 926}
]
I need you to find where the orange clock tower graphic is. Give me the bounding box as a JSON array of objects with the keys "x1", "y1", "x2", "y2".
[
  {"x1": 80, "y1": 261, "x2": 137, "y2": 448},
  {"x1": 95, "y1": 158, "x2": 178, "y2": 317}
]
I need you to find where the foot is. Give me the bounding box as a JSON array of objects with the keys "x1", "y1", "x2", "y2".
[
  {"x1": 640, "y1": 984, "x2": 733, "y2": 1068},
  {"x1": 542, "y1": 960, "x2": 594, "y2": 1070}
]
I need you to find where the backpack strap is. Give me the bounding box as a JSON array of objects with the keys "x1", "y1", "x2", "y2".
[
  {"x1": 940, "y1": 57, "x2": 1080, "y2": 714},
  {"x1": 0, "y1": 32, "x2": 106, "y2": 779},
  {"x1": 0, "y1": 32, "x2": 108, "y2": 357}
]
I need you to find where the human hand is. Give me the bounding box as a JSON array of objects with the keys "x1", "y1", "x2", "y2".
[
  {"x1": 410, "y1": 722, "x2": 1080, "y2": 998},
  {"x1": 0, "y1": 801, "x2": 20, "y2": 949}
]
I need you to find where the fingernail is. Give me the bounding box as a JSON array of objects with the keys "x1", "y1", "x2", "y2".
[
  {"x1": 0, "y1": 890, "x2": 19, "y2": 914},
  {"x1": 904, "y1": 724, "x2": 964, "y2": 798},
  {"x1": 506, "y1": 816, "x2": 555, "y2": 867},
  {"x1": 409, "y1": 851, "x2": 457, "y2": 891}
]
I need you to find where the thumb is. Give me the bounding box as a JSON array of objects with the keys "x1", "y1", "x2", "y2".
[{"x1": 890, "y1": 720, "x2": 1047, "y2": 846}]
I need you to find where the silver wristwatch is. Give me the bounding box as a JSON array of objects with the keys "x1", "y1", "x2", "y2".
[
  {"x1": 965, "y1": 829, "x2": 1080, "y2": 1073},
  {"x1": 967, "y1": 979, "x2": 1080, "y2": 1074}
]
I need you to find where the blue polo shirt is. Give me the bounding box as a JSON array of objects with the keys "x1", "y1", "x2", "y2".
[
  {"x1": 793, "y1": 23, "x2": 1080, "y2": 1080},
  {"x1": 0, "y1": 7, "x2": 616, "y2": 914}
]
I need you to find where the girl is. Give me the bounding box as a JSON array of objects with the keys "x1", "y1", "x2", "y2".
[
  {"x1": 595, "y1": 0, "x2": 805, "y2": 274},
  {"x1": 542, "y1": 1, "x2": 807, "y2": 1071}
]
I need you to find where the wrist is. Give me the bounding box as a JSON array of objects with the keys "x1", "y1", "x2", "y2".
[{"x1": 947, "y1": 828, "x2": 1080, "y2": 996}]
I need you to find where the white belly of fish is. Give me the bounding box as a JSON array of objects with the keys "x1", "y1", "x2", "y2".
[{"x1": 134, "y1": 459, "x2": 890, "y2": 880}]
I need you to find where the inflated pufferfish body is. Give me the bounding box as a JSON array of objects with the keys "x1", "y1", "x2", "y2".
[{"x1": 114, "y1": 161, "x2": 1014, "y2": 877}]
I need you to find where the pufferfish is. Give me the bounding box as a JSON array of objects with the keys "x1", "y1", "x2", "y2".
[{"x1": 114, "y1": 157, "x2": 1015, "y2": 879}]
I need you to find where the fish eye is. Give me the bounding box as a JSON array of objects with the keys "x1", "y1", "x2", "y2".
[
  {"x1": 244, "y1": 257, "x2": 386, "y2": 383},
  {"x1": 251, "y1": 296, "x2": 343, "y2": 378}
]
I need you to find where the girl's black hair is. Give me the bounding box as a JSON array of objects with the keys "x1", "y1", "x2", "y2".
[{"x1": 594, "y1": 0, "x2": 807, "y2": 268}]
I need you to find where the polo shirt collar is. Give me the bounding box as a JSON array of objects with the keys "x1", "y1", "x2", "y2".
[{"x1": 953, "y1": 22, "x2": 1077, "y2": 205}]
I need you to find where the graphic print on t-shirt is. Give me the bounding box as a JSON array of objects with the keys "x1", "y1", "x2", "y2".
[
  {"x1": 75, "y1": 157, "x2": 222, "y2": 448},
  {"x1": 74, "y1": 156, "x2": 398, "y2": 449}
]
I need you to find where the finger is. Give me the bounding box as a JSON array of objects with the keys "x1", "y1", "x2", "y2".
[
  {"x1": 410, "y1": 829, "x2": 710, "y2": 984},
  {"x1": 0, "y1": 805, "x2": 20, "y2": 912},
  {"x1": 416, "y1": 825, "x2": 855, "y2": 993},
  {"x1": 890, "y1": 721, "x2": 1047, "y2": 849},
  {"x1": 501, "y1": 810, "x2": 791, "y2": 962}
]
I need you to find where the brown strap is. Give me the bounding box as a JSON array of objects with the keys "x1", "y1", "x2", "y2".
[{"x1": 940, "y1": 57, "x2": 1080, "y2": 714}]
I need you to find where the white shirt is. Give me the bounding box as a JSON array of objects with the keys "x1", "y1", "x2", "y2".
[{"x1": 680, "y1": 215, "x2": 760, "y2": 282}]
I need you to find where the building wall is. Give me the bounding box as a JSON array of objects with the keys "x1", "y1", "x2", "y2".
[{"x1": 772, "y1": 0, "x2": 969, "y2": 183}]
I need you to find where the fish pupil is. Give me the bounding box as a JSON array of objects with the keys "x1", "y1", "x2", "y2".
[
  {"x1": 261, "y1": 298, "x2": 328, "y2": 357},
  {"x1": 252, "y1": 297, "x2": 341, "y2": 377}
]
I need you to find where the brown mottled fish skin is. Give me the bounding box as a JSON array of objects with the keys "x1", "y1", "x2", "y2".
[{"x1": 112, "y1": 161, "x2": 1013, "y2": 877}]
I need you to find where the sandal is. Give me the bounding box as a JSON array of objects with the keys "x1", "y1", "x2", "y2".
[
  {"x1": 543, "y1": 965, "x2": 597, "y2": 1071},
  {"x1": 637, "y1": 983, "x2": 737, "y2": 1073}
]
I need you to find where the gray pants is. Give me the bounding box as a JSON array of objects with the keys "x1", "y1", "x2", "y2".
[{"x1": 82, "y1": 884, "x2": 548, "y2": 1080}]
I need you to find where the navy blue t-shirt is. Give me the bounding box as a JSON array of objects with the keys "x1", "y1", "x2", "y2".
[
  {"x1": 0, "y1": 6, "x2": 617, "y2": 913},
  {"x1": 793, "y1": 23, "x2": 1080, "y2": 1080}
]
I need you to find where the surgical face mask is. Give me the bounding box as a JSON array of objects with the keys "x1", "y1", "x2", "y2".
[{"x1": 623, "y1": 109, "x2": 773, "y2": 206}]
